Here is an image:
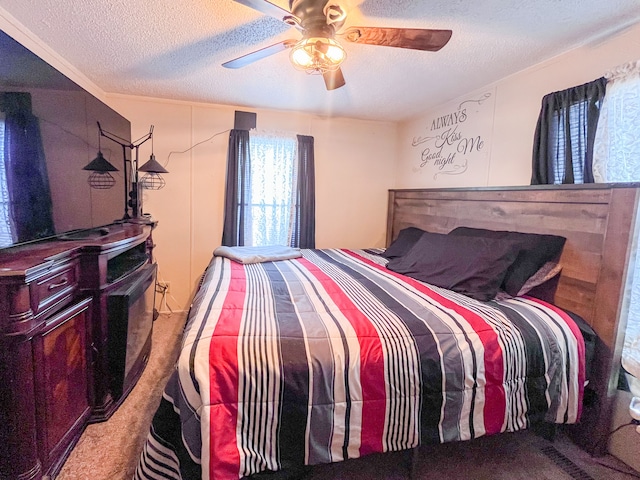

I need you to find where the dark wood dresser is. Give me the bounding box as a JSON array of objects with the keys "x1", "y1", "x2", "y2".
[{"x1": 0, "y1": 221, "x2": 156, "y2": 480}]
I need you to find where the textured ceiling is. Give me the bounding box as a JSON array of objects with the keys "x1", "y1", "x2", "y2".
[{"x1": 2, "y1": 0, "x2": 640, "y2": 122}]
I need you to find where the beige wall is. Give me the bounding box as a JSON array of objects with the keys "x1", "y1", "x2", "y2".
[
  {"x1": 396, "y1": 23, "x2": 640, "y2": 188},
  {"x1": 106, "y1": 95, "x2": 398, "y2": 312}
]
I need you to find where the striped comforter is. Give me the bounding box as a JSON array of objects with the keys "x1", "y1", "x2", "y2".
[{"x1": 135, "y1": 249, "x2": 585, "y2": 480}]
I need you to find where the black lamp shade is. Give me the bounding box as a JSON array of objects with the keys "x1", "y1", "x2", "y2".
[
  {"x1": 138, "y1": 154, "x2": 168, "y2": 173},
  {"x1": 83, "y1": 151, "x2": 118, "y2": 172}
]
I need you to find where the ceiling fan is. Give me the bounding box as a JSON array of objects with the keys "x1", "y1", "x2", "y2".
[{"x1": 222, "y1": 0, "x2": 452, "y2": 90}]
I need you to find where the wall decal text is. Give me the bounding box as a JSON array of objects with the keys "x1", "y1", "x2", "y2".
[{"x1": 412, "y1": 91, "x2": 495, "y2": 180}]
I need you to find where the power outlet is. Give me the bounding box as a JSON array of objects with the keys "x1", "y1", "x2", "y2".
[
  {"x1": 164, "y1": 282, "x2": 171, "y2": 294},
  {"x1": 157, "y1": 282, "x2": 170, "y2": 295}
]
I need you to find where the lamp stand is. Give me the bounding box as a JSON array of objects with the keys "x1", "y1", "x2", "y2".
[
  {"x1": 97, "y1": 122, "x2": 153, "y2": 220},
  {"x1": 121, "y1": 145, "x2": 130, "y2": 219}
]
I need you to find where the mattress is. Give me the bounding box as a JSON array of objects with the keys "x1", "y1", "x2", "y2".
[{"x1": 135, "y1": 249, "x2": 585, "y2": 480}]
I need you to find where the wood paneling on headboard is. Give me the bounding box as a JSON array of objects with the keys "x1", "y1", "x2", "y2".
[{"x1": 387, "y1": 184, "x2": 640, "y2": 454}]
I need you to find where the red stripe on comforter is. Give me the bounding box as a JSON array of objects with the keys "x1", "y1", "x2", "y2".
[
  {"x1": 345, "y1": 250, "x2": 507, "y2": 435},
  {"x1": 297, "y1": 256, "x2": 387, "y2": 456},
  {"x1": 209, "y1": 261, "x2": 245, "y2": 479}
]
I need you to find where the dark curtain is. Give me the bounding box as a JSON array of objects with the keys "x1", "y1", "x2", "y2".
[
  {"x1": 531, "y1": 77, "x2": 606, "y2": 184},
  {"x1": 1, "y1": 92, "x2": 54, "y2": 242},
  {"x1": 291, "y1": 135, "x2": 315, "y2": 248},
  {"x1": 221, "y1": 129, "x2": 251, "y2": 246}
]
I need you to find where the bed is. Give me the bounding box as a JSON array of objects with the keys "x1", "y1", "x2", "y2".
[{"x1": 135, "y1": 184, "x2": 640, "y2": 480}]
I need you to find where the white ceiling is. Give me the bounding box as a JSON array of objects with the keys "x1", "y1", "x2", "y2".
[{"x1": 2, "y1": 0, "x2": 640, "y2": 122}]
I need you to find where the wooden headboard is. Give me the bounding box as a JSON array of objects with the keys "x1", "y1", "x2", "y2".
[{"x1": 387, "y1": 184, "x2": 640, "y2": 453}]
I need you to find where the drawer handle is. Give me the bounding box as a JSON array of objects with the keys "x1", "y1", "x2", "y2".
[{"x1": 48, "y1": 277, "x2": 69, "y2": 290}]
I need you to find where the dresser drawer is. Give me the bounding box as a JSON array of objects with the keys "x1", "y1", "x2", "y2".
[{"x1": 31, "y1": 262, "x2": 78, "y2": 317}]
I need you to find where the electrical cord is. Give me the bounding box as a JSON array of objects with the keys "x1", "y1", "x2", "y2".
[
  {"x1": 593, "y1": 459, "x2": 640, "y2": 478},
  {"x1": 155, "y1": 281, "x2": 173, "y2": 316},
  {"x1": 590, "y1": 419, "x2": 640, "y2": 478},
  {"x1": 593, "y1": 420, "x2": 637, "y2": 452},
  {"x1": 154, "y1": 265, "x2": 176, "y2": 316},
  {"x1": 163, "y1": 128, "x2": 230, "y2": 169}
]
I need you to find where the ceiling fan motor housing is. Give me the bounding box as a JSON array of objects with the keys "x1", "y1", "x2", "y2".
[{"x1": 291, "y1": 0, "x2": 346, "y2": 33}]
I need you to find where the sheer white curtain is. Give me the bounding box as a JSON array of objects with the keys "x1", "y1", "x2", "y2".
[
  {"x1": 593, "y1": 60, "x2": 640, "y2": 182},
  {"x1": 592, "y1": 60, "x2": 640, "y2": 380},
  {"x1": 0, "y1": 114, "x2": 13, "y2": 247},
  {"x1": 246, "y1": 130, "x2": 298, "y2": 246}
]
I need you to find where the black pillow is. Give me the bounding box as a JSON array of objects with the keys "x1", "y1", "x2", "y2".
[
  {"x1": 382, "y1": 227, "x2": 427, "y2": 259},
  {"x1": 449, "y1": 227, "x2": 566, "y2": 296},
  {"x1": 386, "y1": 231, "x2": 520, "y2": 301}
]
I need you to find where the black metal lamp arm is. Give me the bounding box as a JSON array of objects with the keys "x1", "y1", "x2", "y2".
[{"x1": 97, "y1": 122, "x2": 154, "y2": 219}]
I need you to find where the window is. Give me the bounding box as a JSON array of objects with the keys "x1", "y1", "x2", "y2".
[
  {"x1": 245, "y1": 132, "x2": 298, "y2": 246},
  {"x1": 0, "y1": 114, "x2": 13, "y2": 247},
  {"x1": 549, "y1": 102, "x2": 590, "y2": 183},
  {"x1": 531, "y1": 77, "x2": 606, "y2": 185},
  {"x1": 222, "y1": 129, "x2": 315, "y2": 248}
]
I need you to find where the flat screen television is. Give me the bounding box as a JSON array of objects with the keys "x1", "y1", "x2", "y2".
[{"x1": 0, "y1": 29, "x2": 131, "y2": 249}]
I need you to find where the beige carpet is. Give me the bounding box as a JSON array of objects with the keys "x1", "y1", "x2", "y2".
[{"x1": 57, "y1": 311, "x2": 640, "y2": 480}]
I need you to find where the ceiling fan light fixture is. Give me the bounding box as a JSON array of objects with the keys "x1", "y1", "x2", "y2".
[
  {"x1": 290, "y1": 37, "x2": 346, "y2": 74},
  {"x1": 290, "y1": 43, "x2": 314, "y2": 68}
]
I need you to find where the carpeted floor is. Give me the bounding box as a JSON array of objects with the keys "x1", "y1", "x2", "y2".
[{"x1": 57, "y1": 311, "x2": 640, "y2": 480}]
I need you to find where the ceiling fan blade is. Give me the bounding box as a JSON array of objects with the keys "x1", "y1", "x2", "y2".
[
  {"x1": 232, "y1": 0, "x2": 300, "y2": 24},
  {"x1": 222, "y1": 40, "x2": 297, "y2": 69},
  {"x1": 323, "y1": 68, "x2": 346, "y2": 91},
  {"x1": 341, "y1": 27, "x2": 452, "y2": 51}
]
